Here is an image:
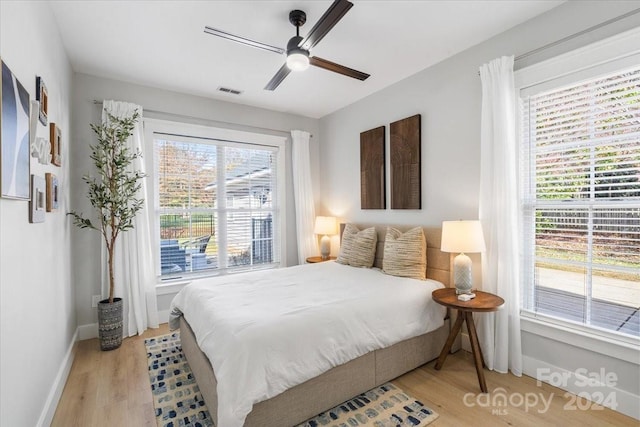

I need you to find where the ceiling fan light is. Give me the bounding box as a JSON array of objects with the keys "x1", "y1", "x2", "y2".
[{"x1": 286, "y1": 50, "x2": 310, "y2": 71}]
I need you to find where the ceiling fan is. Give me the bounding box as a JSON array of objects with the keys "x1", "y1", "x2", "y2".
[{"x1": 204, "y1": 0, "x2": 370, "y2": 91}]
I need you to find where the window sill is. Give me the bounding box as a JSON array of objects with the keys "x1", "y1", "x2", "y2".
[
  {"x1": 156, "y1": 281, "x2": 191, "y2": 296},
  {"x1": 520, "y1": 316, "x2": 639, "y2": 364}
]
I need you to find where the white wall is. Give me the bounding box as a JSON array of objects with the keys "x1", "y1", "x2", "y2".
[
  {"x1": 0, "y1": 2, "x2": 74, "y2": 426},
  {"x1": 71, "y1": 73, "x2": 320, "y2": 328},
  {"x1": 318, "y1": 0, "x2": 640, "y2": 420}
]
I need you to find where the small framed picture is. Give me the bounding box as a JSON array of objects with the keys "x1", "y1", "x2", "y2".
[
  {"x1": 50, "y1": 122, "x2": 62, "y2": 166},
  {"x1": 30, "y1": 175, "x2": 46, "y2": 223},
  {"x1": 36, "y1": 76, "x2": 48, "y2": 126},
  {"x1": 45, "y1": 172, "x2": 58, "y2": 212}
]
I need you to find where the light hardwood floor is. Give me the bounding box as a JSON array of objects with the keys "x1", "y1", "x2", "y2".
[{"x1": 52, "y1": 323, "x2": 636, "y2": 426}]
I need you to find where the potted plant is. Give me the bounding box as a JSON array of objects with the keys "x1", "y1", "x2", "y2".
[{"x1": 69, "y1": 110, "x2": 144, "y2": 350}]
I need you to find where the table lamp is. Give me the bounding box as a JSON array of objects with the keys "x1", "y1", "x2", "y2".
[
  {"x1": 314, "y1": 216, "x2": 337, "y2": 260},
  {"x1": 441, "y1": 220, "x2": 486, "y2": 294}
]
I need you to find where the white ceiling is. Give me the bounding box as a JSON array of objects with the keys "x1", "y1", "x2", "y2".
[{"x1": 49, "y1": 0, "x2": 563, "y2": 119}]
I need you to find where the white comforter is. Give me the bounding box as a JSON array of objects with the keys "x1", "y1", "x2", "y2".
[{"x1": 169, "y1": 261, "x2": 446, "y2": 427}]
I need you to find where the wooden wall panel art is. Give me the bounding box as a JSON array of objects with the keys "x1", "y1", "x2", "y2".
[
  {"x1": 360, "y1": 126, "x2": 385, "y2": 209},
  {"x1": 390, "y1": 114, "x2": 421, "y2": 209}
]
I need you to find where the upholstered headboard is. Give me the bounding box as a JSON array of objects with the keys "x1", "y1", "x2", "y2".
[{"x1": 339, "y1": 224, "x2": 451, "y2": 287}]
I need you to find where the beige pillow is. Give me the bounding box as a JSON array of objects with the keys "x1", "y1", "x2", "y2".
[
  {"x1": 336, "y1": 224, "x2": 377, "y2": 268},
  {"x1": 382, "y1": 227, "x2": 426, "y2": 279}
]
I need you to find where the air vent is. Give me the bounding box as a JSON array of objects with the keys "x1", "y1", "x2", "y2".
[{"x1": 217, "y1": 86, "x2": 243, "y2": 95}]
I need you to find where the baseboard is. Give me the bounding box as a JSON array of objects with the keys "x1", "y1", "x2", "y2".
[
  {"x1": 523, "y1": 355, "x2": 640, "y2": 420},
  {"x1": 78, "y1": 322, "x2": 98, "y2": 340},
  {"x1": 36, "y1": 328, "x2": 78, "y2": 427},
  {"x1": 461, "y1": 332, "x2": 471, "y2": 352}
]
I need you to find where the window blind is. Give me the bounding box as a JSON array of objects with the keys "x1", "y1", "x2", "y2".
[
  {"x1": 155, "y1": 135, "x2": 280, "y2": 278},
  {"x1": 521, "y1": 64, "x2": 640, "y2": 338}
]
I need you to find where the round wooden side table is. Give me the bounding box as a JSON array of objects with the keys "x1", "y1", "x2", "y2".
[
  {"x1": 305, "y1": 256, "x2": 337, "y2": 263},
  {"x1": 432, "y1": 287, "x2": 504, "y2": 393}
]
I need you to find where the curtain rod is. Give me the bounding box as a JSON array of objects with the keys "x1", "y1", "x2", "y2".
[
  {"x1": 478, "y1": 7, "x2": 640, "y2": 74},
  {"x1": 92, "y1": 100, "x2": 312, "y2": 137}
]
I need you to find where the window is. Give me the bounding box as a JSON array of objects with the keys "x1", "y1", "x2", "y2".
[
  {"x1": 146, "y1": 120, "x2": 286, "y2": 280},
  {"x1": 520, "y1": 63, "x2": 639, "y2": 339}
]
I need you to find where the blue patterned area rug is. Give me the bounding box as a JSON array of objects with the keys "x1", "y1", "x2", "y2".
[
  {"x1": 145, "y1": 333, "x2": 212, "y2": 427},
  {"x1": 145, "y1": 332, "x2": 439, "y2": 427}
]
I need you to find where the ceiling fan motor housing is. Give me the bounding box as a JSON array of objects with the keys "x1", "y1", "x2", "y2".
[{"x1": 287, "y1": 35, "x2": 305, "y2": 53}]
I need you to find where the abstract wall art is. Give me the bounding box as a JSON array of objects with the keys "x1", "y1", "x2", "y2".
[
  {"x1": 1, "y1": 60, "x2": 31, "y2": 200},
  {"x1": 360, "y1": 126, "x2": 386, "y2": 209},
  {"x1": 390, "y1": 114, "x2": 421, "y2": 209}
]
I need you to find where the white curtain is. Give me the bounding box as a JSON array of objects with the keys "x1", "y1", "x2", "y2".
[
  {"x1": 477, "y1": 56, "x2": 522, "y2": 376},
  {"x1": 101, "y1": 100, "x2": 159, "y2": 336},
  {"x1": 291, "y1": 130, "x2": 318, "y2": 264}
]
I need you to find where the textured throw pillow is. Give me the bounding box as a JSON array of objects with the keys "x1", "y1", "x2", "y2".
[
  {"x1": 336, "y1": 224, "x2": 377, "y2": 268},
  {"x1": 382, "y1": 227, "x2": 426, "y2": 280}
]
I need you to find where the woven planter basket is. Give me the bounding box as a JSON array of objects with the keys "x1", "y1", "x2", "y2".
[{"x1": 97, "y1": 298, "x2": 123, "y2": 351}]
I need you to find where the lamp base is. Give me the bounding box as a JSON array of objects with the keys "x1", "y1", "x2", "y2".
[
  {"x1": 453, "y1": 252, "x2": 473, "y2": 294},
  {"x1": 320, "y1": 235, "x2": 331, "y2": 260}
]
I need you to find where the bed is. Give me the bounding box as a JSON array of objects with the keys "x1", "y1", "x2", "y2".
[{"x1": 171, "y1": 225, "x2": 452, "y2": 427}]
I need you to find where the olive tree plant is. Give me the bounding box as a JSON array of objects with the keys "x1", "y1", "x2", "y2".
[{"x1": 69, "y1": 110, "x2": 144, "y2": 303}]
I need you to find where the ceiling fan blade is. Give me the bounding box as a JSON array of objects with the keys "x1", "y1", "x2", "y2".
[
  {"x1": 310, "y1": 56, "x2": 370, "y2": 81},
  {"x1": 264, "y1": 63, "x2": 292, "y2": 91},
  {"x1": 204, "y1": 26, "x2": 285, "y2": 55},
  {"x1": 300, "y1": 0, "x2": 353, "y2": 51}
]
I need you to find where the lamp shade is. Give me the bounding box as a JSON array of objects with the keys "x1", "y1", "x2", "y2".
[
  {"x1": 314, "y1": 216, "x2": 337, "y2": 235},
  {"x1": 441, "y1": 220, "x2": 486, "y2": 253},
  {"x1": 286, "y1": 51, "x2": 310, "y2": 71}
]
